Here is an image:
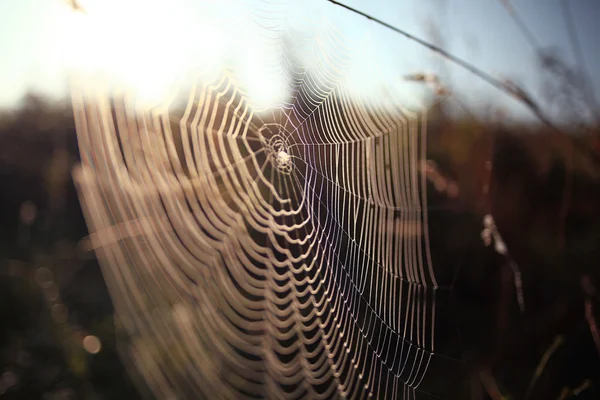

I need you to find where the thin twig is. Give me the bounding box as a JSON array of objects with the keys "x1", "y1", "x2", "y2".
[
  {"x1": 479, "y1": 369, "x2": 508, "y2": 400},
  {"x1": 508, "y1": 260, "x2": 525, "y2": 313},
  {"x1": 328, "y1": 0, "x2": 600, "y2": 169},
  {"x1": 497, "y1": 0, "x2": 539, "y2": 49},
  {"x1": 524, "y1": 335, "x2": 565, "y2": 400},
  {"x1": 585, "y1": 299, "x2": 600, "y2": 355},
  {"x1": 556, "y1": 379, "x2": 592, "y2": 400},
  {"x1": 494, "y1": 0, "x2": 576, "y2": 249},
  {"x1": 327, "y1": 0, "x2": 557, "y2": 131},
  {"x1": 404, "y1": 73, "x2": 478, "y2": 119}
]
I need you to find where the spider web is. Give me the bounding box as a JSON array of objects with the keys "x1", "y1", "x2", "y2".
[{"x1": 70, "y1": 1, "x2": 459, "y2": 398}]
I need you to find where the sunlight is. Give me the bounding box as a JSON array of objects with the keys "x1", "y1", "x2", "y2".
[
  {"x1": 57, "y1": 0, "x2": 236, "y2": 105},
  {"x1": 53, "y1": 0, "x2": 421, "y2": 111}
]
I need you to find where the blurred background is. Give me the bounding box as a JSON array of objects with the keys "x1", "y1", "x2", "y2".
[{"x1": 1, "y1": 0, "x2": 599, "y2": 399}]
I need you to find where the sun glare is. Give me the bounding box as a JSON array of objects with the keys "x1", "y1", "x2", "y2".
[
  {"x1": 57, "y1": 0, "x2": 242, "y2": 106},
  {"x1": 54, "y1": 0, "x2": 420, "y2": 110}
]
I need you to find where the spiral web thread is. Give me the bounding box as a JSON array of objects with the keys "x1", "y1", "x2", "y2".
[{"x1": 71, "y1": 1, "x2": 444, "y2": 398}]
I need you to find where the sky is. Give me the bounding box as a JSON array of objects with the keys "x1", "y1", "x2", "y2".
[{"x1": 0, "y1": 0, "x2": 599, "y2": 121}]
